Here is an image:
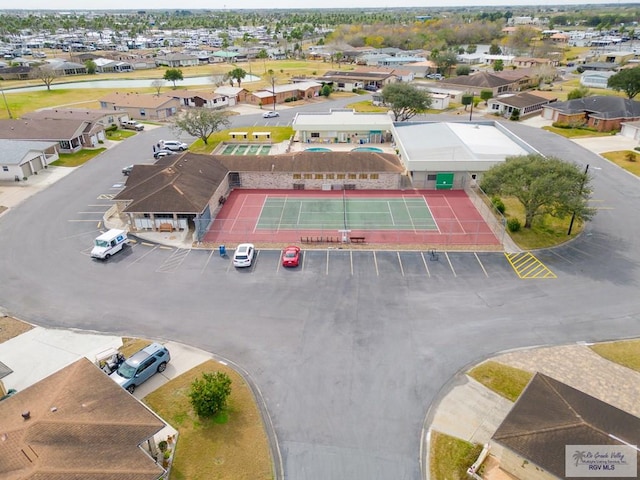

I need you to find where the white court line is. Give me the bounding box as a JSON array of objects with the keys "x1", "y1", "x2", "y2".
[
  {"x1": 402, "y1": 196, "x2": 418, "y2": 233},
  {"x1": 387, "y1": 201, "x2": 396, "y2": 226},
  {"x1": 422, "y1": 195, "x2": 441, "y2": 234},
  {"x1": 443, "y1": 196, "x2": 464, "y2": 233}
]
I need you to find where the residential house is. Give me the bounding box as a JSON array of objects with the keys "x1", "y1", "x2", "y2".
[
  {"x1": 292, "y1": 110, "x2": 394, "y2": 145},
  {"x1": 49, "y1": 60, "x2": 87, "y2": 76},
  {"x1": 168, "y1": 90, "x2": 230, "y2": 109},
  {"x1": 0, "y1": 139, "x2": 58, "y2": 181},
  {"x1": 246, "y1": 81, "x2": 322, "y2": 106},
  {"x1": 155, "y1": 53, "x2": 199, "y2": 68},
  {"x1": 580, "y1": 70, "x2": 615, "y2": 88},
  {"x1": 493, "y1": 68, "x2": 540, "y2": 91},
  {"x1": 598, "y1": 51, "x2": 635, "y2": 64},
  {"x1": 581, "y1": 62, "x2": 619, "y2": 72},
  {"x1": 23, "y1": 108, "x2": 124, "y2": 142},
  {"x1": 99, "y1": 92, "x2": 180, "y2": 121},
  {"x1": 0, "y1": 358, "x2": 168, "y2": 480},
  {"x1": 620, "y1": 120, "x2": 640, "y2": 141},
  {"x1": 542, "y1": 96, "x2": 640, "y2": 131},
  {"x1": 317, "y1": 70, "x2": 397, "y2": 92},
  {"x1": 0, "y1": 66, "x2": 31, "y2": 80},
  {"x1": 512, "y1": 57, "x2": 557, "y2": 68},
  {"x1": 439, "y1": 71, "x2": 517, "y2": 96},
  {"x1": 378, "y1": 55, "x2": 426, "y2": 67},
  {"x1": 214, "y1": 86, "x2": 249, "y2": 106},
  {"x1": 487, "y1": 91, "x2": 557, "y2": 118},
  {"x1": 0, "y1": 118, "x2": 97, "y2": 152},
  {"x1": 93, "y1": 57, "x2": 133, "y2": 73},
  {"x1": 493, "y1": 372, "x2": 640, "y2": 480}
]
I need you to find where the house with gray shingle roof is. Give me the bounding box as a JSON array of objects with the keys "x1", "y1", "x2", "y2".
[
  {"x1": 99, "y1": 92, "x2": 180, "y2": 121},
  {"x1": 493, "y1": 372, "x2": 640, "y2": 480},
  {"x1": 542, "y1": 96, "x2": 640, "y2": 131},
  {"x1": 0, "y1": 119, "x2": 93, "y2": 153},
  {"x1": 155, "y1": 53, "x2": 199, "y2": 68},
  {"x1": 0, "y1": 357, "x2": 167, "y2": 480},
  {"x1": 439, "y1": 71, "x2": 517, "y2": 96},
  {"x1": 488, "y1": 91, "x2": 558, "y2": 118},
  {"x1": 0, "y1": 139, "x2": 58, "y2": 181}
]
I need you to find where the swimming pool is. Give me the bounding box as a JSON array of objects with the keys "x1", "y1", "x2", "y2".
[
  {"x1": 305, "y1": 147, "x2": 332, "y2": 152},
  {"x1": 351, "y1": 147, "x2": 383, "y2": 153}
]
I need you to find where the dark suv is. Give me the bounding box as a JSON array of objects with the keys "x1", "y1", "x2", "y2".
[{"x1": 109, "y1": 343, "x2": 170, "y2": 393}]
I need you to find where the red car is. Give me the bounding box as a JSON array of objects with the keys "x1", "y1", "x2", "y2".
[{"x1": 282, "y1": 245, "x2": 301, "y2": 267}]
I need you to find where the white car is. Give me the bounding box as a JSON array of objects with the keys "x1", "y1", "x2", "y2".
[
  {"x1": 233, "y1": 243, "x2": 255, "y2": 268},
  {"x1": 160, "y1": 140, "x2": 188, "y2": 151},
  {"x1": 263, "y1": 110, "x2": 279, "y2": 118}
]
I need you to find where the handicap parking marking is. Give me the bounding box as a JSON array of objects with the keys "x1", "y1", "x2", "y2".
[
  {"x1": 97, "y1": 194, "x2": 116, "y2": 200},
  {"x1": 156, "y1": 248, "x2": 191, "y2": 273},
  {"x1": 505, "y1": 252, "x2": 557, "y2": 279}
]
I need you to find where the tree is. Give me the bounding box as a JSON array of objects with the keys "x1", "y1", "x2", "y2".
[
  {"x1": 493, "y1": 59, "x2": 504, "y2": 72},
  {"x1": 188, "y1": 371, "x2": 232, "y2": 417},
  {"x1": 381, "y1": 83, "x2": 432, "y2": 121},
  {"x1": 163, "y1": 68, "x2": 184, "y2": 89},
  {"x1": 151, "y1": 79, "x2": 166, "y2": 96},
  {"x1": 228, "y1": 67, "x2": 247, "y2": 87},
  {"x1": 607, "y1": 67, "x2": 640, "y2": 99},
  {"x1": 567, "y1": 86, "x2": 590, "y2": 100},
  {"x1": 32, "y1": 65, "x2": 58, "y2": 91},
  {"x1": 321, "y1": 84, "x2": 332, "y2": 97},
  {"x1": 480, "y1": 89, "x2": 493, "y2": 105},
  {"x1": 489, "y1": 41, "x2": 502, "y2": 55},
  {"x1": 433, "y1": 51, "x2": 457, "y2": 77},
  {"x1": 84, "y1": 59, "x2": 97, "y2": 75},
  {"x1": 257, "y1": 48, "x2": 269, "y2": 73},
  {"x1": 456, "y1": 65, "x2": 471, "y2": 76},
  {"x1": 173, "y1": 108, "x2": 231, "y2": 145},
  {"x1": 480, "y1": 154, "x2": 596, "y2": 229},
  {"x1": 461, "y1": 93, "x2": 474, "y2": 111}
]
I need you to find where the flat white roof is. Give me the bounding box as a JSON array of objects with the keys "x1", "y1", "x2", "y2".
[{"x1": 293, "y1": 110, "x2": 394, "y2": 131}]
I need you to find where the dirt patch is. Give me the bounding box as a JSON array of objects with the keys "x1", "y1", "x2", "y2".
[
  {"x1": 0, "y1": 206, "x2": 7, "y2": 215},
  {"x1": 0, "y1": 316, "x2": 34, "y2": 343}
]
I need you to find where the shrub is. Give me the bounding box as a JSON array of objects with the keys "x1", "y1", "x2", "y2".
[
  {"x1": 507, "y1": 218, "x2": 521, "y2": 232},
  {"x1": 634, "y1": 146, "x2": 640, "y2": 152},
  {"x1": 491, "y1": 196, "x2": 506, "y2": 214},
  {"x1": 509, "y1": 108, "x2": 520, "y2": 121},
  {"x1": 158, "y1": 440, "x2": 168, "y2": 452},
  {"x1": 625, "y1": 151, "x2": 637, "y2": 162},
  {"x1": 105, "y1": 124, "x2": 118, "y2": 132},
  {"x1": 189, "y1": 371, "x2": 232, "y2": 418}
]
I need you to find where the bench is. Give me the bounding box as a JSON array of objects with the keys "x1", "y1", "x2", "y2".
[
  {"x1": 350, "y1": 236, "x2": 366, "y2": 244},
  {"x1": 158, "y1": 223, "x2": 174, "y2": 233}
]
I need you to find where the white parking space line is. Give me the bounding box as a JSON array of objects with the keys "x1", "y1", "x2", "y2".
[
  {"x1": 326, "y1": 250, "x2": 330, "y2": 275},
  {"x1": 201, "y1": 250, "x2": 215, "y2": 274},
  {"x1": 301, "y1": 251, "x2": 306, "y2": 271},
  {"x1": 68, "y1": 219, "x2": 102, "y2": 222},
  {"x1": 127, "y1": 244, "x2": 160, "y2": 268},
  {"x1": 397, "y1": 252, "x2": 405, "y2": 277},
  {"x1": 474, "y1": 252, "x2": 489, "y2": 277},
  {"x1": 420, "y1": 252, "x2": 430, "y2": 277},
  {"x1": 350, "y1": 251, "x2": 353, "y2": 276},
  {"x1": 373, "y1": 251, "x2": 379, "y2": 276},
  {"x1": 444, "y1": 252, "x2": 457, "y2": 277}
]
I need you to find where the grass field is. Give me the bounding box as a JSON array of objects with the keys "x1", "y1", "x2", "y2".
[
  {"x1": 189, "y1": 126, "x2": 294, "y2": 154},
  {"x1": 50, "y1": 148, "x2": 106, "y2": 167},
  {"x1": 430, "y1": 431, "x2": 483, "y2": 480},
  {"x1": 601, "y1": 150, "x2": 640, "y2": 177},
  {"x1": 590, "y1": 339, "x2": 640, "y2": 372}
]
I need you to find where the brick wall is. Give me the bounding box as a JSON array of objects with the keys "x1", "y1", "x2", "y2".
[{"x1": 237, "y1": 172, "x2": 401, "y2": 190}]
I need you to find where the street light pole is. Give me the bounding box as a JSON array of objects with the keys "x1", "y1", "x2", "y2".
[
  {"x1": 469, "y1": 91, "x2": 475, "y2": 121},
  {"x1": 567, "y1": 163, "x2": 589, "y2": 236}
]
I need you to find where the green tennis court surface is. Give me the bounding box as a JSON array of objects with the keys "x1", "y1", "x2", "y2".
[{"x1": 256, "y1": 196, "x2": 438, "y2": 231}]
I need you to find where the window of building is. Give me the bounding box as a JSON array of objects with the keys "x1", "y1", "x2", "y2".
[
  {"x1": 370, "y1": 173, "x2": 379, "y2": 180},
  {"x1": 593, "y1": 118, "x2": 600, "y2": 126},
  {"x1": 348, "y1": 173, "x2": 357, "y2": 179},
  {"x1": 315, "y1": 173, "x2": 323, "y2": 179},
  {"x1": 2, "y1": 166, "x2": 8, "y2": 172},
  {"x1": 326, "y1": 173, "x2": 335, "y2": 179},
  {"x1": 139, "y1": 109, "x2": 146, "y2": 117},
  {"x1": 427, "y1": 174, "x2": 437, "y2": 181},
  {"x1": 303, "y1": 173, "x2": 313, "y2": 179},
  {"x1": 311, "y1": 132, "x2": 320, "y2": 138},
  {"x1": 359, "y1": 173, "x2": 368, "y2": 179},
  {"x1": 337, "y1": 173, "x2": 346, "y2": 179},
  {"x1": 293, "y1": 173, "x2": 302, "y2": 179}
]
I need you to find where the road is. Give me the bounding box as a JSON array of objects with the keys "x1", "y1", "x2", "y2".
[{"x1": 1, "y1": 102, "x2": 640, "y2": 480}]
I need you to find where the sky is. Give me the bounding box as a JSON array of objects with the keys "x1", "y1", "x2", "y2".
[{"x1": 4, "y1": 0, "x2": 640, "y2": 11}]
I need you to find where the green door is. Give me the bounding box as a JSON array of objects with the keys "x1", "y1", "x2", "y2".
[{"x1": 436, "y1": 172, "x2": 454, "y2": 190}]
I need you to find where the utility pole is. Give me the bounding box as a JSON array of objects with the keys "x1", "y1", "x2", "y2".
[
  {"x1": 0, "y1": 84, "x2": 12, "y2": 119},
  {"x1": 567, "y1": 164, "x2": 589, "y2": 236}
]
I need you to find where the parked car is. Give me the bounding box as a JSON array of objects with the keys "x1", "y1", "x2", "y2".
[
  {"x1": 233, "y1": 243, "x2": 255, "y2": 268},
  {"x1": 122, "y1": 120, "x2": 144, "y2": 131},
  {"x1": 122, "y1": 165, "x2": 134, "y2": 176},
  {"x1": 263, "y1": 110, "x2": 279, "y2": 118},
  {"x1": 109, "y1": 343, "x2": 170, "y2": 393},
  {"x1": 282, "y1": 245, "x2": 301, "y2": 267},
  {"x1": 161, "y1": 140, "x2": 188, "y2": 151},
  {"x1": 154, "y1": 149, "x2": 175, "y2": 159}
]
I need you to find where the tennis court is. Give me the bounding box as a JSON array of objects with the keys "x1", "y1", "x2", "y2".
[
  {"x1": 203, "y1": 189, "x2": 501, "y2": 247},
  {"x1": 256, "y1": 195, "x2": 437, "y2": 231}
]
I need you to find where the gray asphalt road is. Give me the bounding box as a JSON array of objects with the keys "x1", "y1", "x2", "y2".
[{"x1": 1, "y1": 111, "x2": 640, "y2": 480}]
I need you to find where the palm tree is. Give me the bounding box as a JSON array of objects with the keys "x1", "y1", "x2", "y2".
[{"x1": 228, "y1": 67, "x2": 247, "y2": 87}]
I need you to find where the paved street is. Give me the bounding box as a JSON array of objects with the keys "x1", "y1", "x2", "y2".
[{"x1": 1, "y1": 107, "x2": 640, "y2": 479}]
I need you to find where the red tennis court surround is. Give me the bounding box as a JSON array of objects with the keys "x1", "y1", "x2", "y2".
[{"x1": 202, "y1": 189, "x2": 501, "y2": 247}]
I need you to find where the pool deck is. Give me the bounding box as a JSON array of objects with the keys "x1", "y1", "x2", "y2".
[{"x1": 215, "y1": 141, "x2": 397, "y2": 156}]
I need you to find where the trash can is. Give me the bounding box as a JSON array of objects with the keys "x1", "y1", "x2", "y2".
[{"x1": 219, "y1": 245, "x2": 226, "y2": 257}]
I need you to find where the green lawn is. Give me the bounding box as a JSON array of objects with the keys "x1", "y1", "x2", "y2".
[
  {"x1": 105, "y1": 129, "x2": 137, "y2": 141},
  {"x1": 345, "y1": 100, "x2": 389, "y2": 113},
  {"x1": 51, "y1": 148, "x2": 106, "y2": 167},
  {"x1": 468, "y1": 361, "x2": 533, "y2": 402},
  {"x1": 590, "y1": 339, "x2": 640, "y2": 372},
  {"x1": 542, "y1": 126, "x2": 618, "y2": 138},
  {"x1": 144, "y1": 360, "x2": 273, "y2": 480},
  {"x1": 430, "y1": 431, "x2": 483, "y2": 480}
]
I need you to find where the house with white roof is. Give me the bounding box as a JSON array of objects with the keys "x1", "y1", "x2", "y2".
[{"x1": 292, "y1": 110, "x2": 394, "y2": 145}]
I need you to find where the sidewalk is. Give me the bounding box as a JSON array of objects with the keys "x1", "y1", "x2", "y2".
[{"x1": 0, "y1": 165, "x2": 76, "y2": 214}]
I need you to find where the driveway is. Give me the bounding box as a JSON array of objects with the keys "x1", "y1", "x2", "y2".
[{"x1": 1, "y1": 109, "x2": 640, "y2": 480}]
